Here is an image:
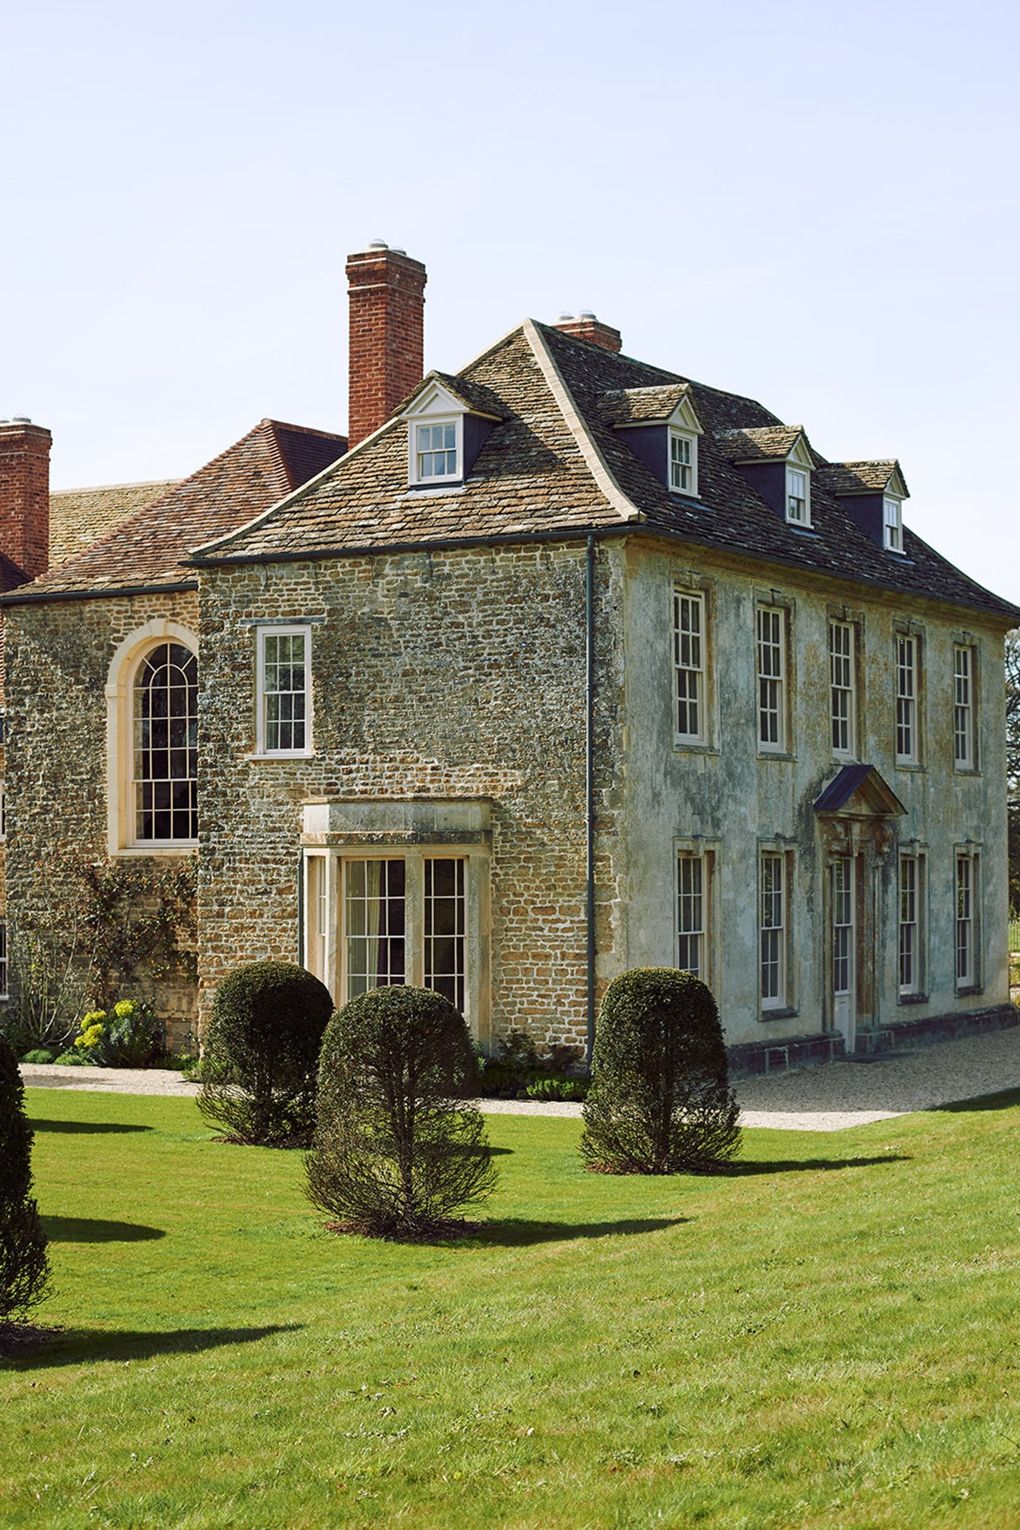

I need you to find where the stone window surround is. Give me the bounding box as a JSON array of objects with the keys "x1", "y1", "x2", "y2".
[
  {"x1": 954, "y1": 842, "x2": 982, "y2": 995},
  {"x1": 758, "y1": 839, "x2": 797, "y2": 1017},
  {"x1": 893, "y1": 618, "x2": 926, "y2": 769},
  {"x1": 254, "y1": 623, "x2": 314, "y2": 758},
  {"x1": 105, "y1": 618, "x2": 199, "y2": 857},
  {"x1": 674, "y1": 837, "x2": 720, "y2": 993},
  {"x1": 301, "y1": 797, "x2": 492, "y2": 1045},
  {"x1": 898, "y1": 843, "x2": 928, "y2": 1002}
]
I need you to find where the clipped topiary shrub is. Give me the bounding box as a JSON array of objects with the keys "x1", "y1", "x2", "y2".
[
  {"x1": 198, "y1": 961, "x2": 333, "y2": 1147},
  {"x1": 0, "y1": 1035, "x2": 50, "y2": 1329},
  {"x1": 580, "y1": 967, "x2": 740, "y2": 1174},
  {"x1": 307, "y1": 985, "x2": 496, "y2": 1240}
]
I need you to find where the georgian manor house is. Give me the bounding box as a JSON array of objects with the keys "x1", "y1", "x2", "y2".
[{"x1": 0, "y1": 243, "x2": 1016, "y2": 1070}]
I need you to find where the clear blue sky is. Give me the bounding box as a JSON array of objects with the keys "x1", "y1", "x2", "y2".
[{"x1": 2, "y1": 0, "x2": 1017, "y2": 603}]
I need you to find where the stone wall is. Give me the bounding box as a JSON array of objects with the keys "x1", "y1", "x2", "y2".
[
  {"x1": 4, "y1": 591, "x2": 200, "y2": 1044},
  {"x1": 197, "y1": 541, "x2": 625, "y2": 1052}
]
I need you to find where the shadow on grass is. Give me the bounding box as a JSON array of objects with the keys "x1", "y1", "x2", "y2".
[
  {"x1": 42, "y1": 1215, "x2": 166, "y2": 1243},
  {"x1": 475, "y1": 1216, "x2": 687, "y2": 1247},
  {"x1": 933, "y1": 1088, "x2": 1020, "y2": 1113},
  {"x1": 29, "y1": 1118, "x2": 154, "y2": 1135},
  {"x1": 10, "y1": 1323, "x2": 302, "y2": 1370},
  {"x1": 722, "y1": 1154, "x2": 911, "y2": 1176}
]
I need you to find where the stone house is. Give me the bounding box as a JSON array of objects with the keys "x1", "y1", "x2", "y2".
[{"x1": 2, "y1": 243, "x2": 1017, "y2": 1068}]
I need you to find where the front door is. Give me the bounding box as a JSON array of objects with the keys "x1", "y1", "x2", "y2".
[{"x1": 831, "y1": 856, "x2": 856, "y2": 1052}]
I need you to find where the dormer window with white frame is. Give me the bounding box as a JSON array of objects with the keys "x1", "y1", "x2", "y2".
[
  {"x1": 783, "y1": 435, "x2": 813, "y2": 527},
  {"x1": 669, "y1": 428, "x2": 698, "y2": 497},
  {"x1": 883, "y1": 494, "x2": 904, "y2": 553},
  {"x1": 413, "y1": 417, "x2": 462, "y2": 484}
]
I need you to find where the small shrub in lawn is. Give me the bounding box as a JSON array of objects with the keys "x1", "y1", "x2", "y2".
[
  {"x1": 0, "y1": 1035, "x2": 50, "y2": 1328},
  {"x1": 199, "y1": 962, "x2": 333, "y2": 1147},
  {"x1": 73, "y1": 1000, "x2": 163, "y2": 1068},
  {"x1": 524, "y1": 1075, "x2": 589, "y2": 1102},
  {"x1": 581, "y1": 967, "x2": 740, "y2": 1174},
  {"x1": 307, "y1": 985, "x2": 497, "y2": 1240}
]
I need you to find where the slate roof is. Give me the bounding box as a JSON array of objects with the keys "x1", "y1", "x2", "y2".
[
  {"x1": 813, "y1": 764, "x2": 906, "y2": 816},
  {"x1": 715, "y1": 425, "x2": 807, "y2": 462},
  {"x1": 191, "y1": 321, "x2": 1018, "y2": 624},
  {"x1": 600, "y1": 384, "x2": 692, "y2": 427},
  {"x1": 814, "y1": 460, "x2": 904, "y2": 496},
  {"x1": 49, "y1": 480, "x2": 179, "y2": 567},
  {"x1": 11, "y1": 420, "x2": 346, "y2": 599}
]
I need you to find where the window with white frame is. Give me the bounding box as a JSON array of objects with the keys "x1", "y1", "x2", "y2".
[
  {"x1": 0, "y1": 920, "x2": 7, "y2": 1000},
  {"x1": 412, "y1": 418, "x2": 461, "y2": 483},
  {"x1": 953, "y1": 645, "x2": 976, "y2": 769},
  {"x1": 759, "y1": 851, "x2": 788, "y2": 1008},
  {"x1": 669, "y1": 429, "x2": 698, "y2": 496},
  {"x1": 898, "y1": 852, "x2": 925, "y2": 996},
  {"x1": 895, "y1": 633, "x2": 919, "y2": 764},
  {"x1": 340, "y1": 854, "x2": 468, "y2": 1011},
  {"x1": 673, "y1": 589, "x2": 706, "y2": 744},
  {"x1": 757, "y1": 606, "x2": 787, "y2": 751},
  {"x1": 134, "y1": 641, "x2": 198, "y2": 843},
  {"x1": 883, "y1": 496, "x2": 904, "y2": 553},
  {"x1": 676, "y1": 851, "x2": 707, "y2": 980},
  {"x1": 257, "y1": 626, "x2": 312, "y2": 755},
  {"x1": 786, "y1": 466, "x2": 810, "y2": 526},
  {"x1": 829, "y1": 621, "x2": 855, "y2": 757},
  {"x1": 955, "y1": 850, "x2": 979, "y2": 989}
]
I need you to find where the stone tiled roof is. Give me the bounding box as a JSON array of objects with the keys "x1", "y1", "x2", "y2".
[
  {"x1": 715, "y1": 425, "x2": 807, "y2": 462},
  {"x1": 599, "y1": 384, "x2": 691, "y2": 427},
  {"x1": 49, "y1": 480, "x2": 179, "y2": 567},
  {"x1": 424, "y1": 372, "x2": 507, "y2": 420},
  {"x1": 193, "y1": 322, "x2": 1018, "y2": 622},
  {"x1": 814, "y1": 460, "x2": 903, "y2": 496},
  {"x1": 12, "y1": 420, "x2": 346, "y2": 598}
]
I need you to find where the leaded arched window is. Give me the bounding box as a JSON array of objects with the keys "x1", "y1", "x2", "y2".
[{"x1": 133, "y1": 641, "x2": 198, "y2": 842}]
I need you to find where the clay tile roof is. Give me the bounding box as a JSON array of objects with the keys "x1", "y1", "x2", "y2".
[
  {"x1": 814, "y1": 460, "x2": 907, "y2": 496},
  {"x1": 12, "y1": 419, "x2": 345, "y2": 599},
  {"x1": 715, "y1": 425, "x2": 806, "y2": 462},
  {"x1": 49, "y1": 480, "x2": 179, "y2": 567},
  {"x1": 599, "y1": 384, "x2": 691, "y2": 427}
]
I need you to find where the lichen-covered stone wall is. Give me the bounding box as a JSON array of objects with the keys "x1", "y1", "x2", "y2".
[
  {"x1": 4, "y1": 592, "x2": 200, "y2": 1043},
  {"x1": 196, "y1": 541, "x2": 625, "y2": 1052}
]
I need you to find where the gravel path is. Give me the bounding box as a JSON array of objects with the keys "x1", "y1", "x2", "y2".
[{"x1": 19, "y1": 1024, "x2": 1020, "y2": 1132}]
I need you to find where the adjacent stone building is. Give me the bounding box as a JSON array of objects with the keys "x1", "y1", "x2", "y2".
[{"x1": 2, "y1": 244, "x2": 1017, "y2": 1067}]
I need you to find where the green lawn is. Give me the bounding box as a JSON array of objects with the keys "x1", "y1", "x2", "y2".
[{"x1": 3, "y1": 1088, "x2": 1019, "y2": 1529}]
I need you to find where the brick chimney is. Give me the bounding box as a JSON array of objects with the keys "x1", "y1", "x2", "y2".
[
  {"x1": 554, "y1": 310, "x2": 622, "y2": 353},
  {"x1": 346, "y1": 241, "x2": 427, "y2": 448},
  {"x1": 0, "y1": 418, "x2": 51, "y2": 583}
]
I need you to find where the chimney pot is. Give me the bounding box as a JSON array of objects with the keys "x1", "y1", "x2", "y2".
[{"x1": 553, "y1": 312, "x2": 623, "y2": 353}]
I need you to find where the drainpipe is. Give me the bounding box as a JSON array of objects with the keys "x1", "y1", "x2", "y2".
[{"x1": 585, "y1": 533, "x2": 597, "y2": 1066}]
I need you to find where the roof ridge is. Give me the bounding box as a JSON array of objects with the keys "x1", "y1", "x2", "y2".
[
  {"x1": 52, "y1": 477, "x2": 180, "y2": 496},
  {"x1": 522, "y1": 320, "x2": 641, "y2": 525},
  {"x1": 262, "y1": 417, "x2": 347, "y2": 441}
]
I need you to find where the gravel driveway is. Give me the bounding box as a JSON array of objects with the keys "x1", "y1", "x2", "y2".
[{"x1": 20, "y1": 1024, "x2": 1020, "y2": 1132}]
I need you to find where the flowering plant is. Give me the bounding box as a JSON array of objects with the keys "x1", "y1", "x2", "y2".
[{"x1": 72, "y1": 999, "x2": 162, "y2": 1068}]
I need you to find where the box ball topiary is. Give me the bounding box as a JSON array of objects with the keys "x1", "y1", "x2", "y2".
[
  {"x1": 198, "y1": 961, "x2": 333, "y2": 1147},
  {"x1": 306, "y1": 985, "x2": 497, "y2": 1240},
  {"x1": 580, "y1": 967, "x2": 740, "y2": 1174},
  {"x1": 0, "y1": 1034, "x2": 50, "y2": 1326}
]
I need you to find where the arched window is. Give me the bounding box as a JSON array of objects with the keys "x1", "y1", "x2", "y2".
[
  {"x1": 133, "y1": 642, "x2": 198, "y2": 842},
  {"x1": 106, "y1": 620, "x2": 199, "y2": 854}
]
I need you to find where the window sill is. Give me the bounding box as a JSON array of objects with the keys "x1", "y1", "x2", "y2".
[
  {"x1": 956, "y1": 984, "x2": 984, "y2": 998},
  {"x1": 673, "y1": 740, "x2": 719, "y2": 756},
  {"x1": 757, "y1": 749, "x2": 796, "y2": 763},
  {"x1": 898, "y1": 992, "x2": 928, "y2": 1006},
  {"x1": 402, "y1": 483, "x2": 466, "y2": 498},
  {"x1": 953, "y1": 766, "x2": 981, "y2": 778},
  {"x1": 759, "y1": 1006, "x2": 798, "y2": 1022},
  {"x1": 894, "y1": 760, "x2": 925, "y2": 772},
  {"x1": 786, "y1": 524, "x2": 820, "y2": 538},
  {"x1": 112, "y1": 844, "x2": 198, "y2": 858},
  {"x1": 247, "y1": 750, "x2": 315, "y2": 762}
]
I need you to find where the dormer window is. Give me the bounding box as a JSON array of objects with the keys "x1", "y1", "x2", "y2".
[
  {"x1": 669, "y1": 429, "x2": 698, "y2": 496},
  {"x1": 786, "y1": 466, "x2": 810, "y2": 526},
  {"x1": 883, "y1": 495, "x2": 904, "y2": 553},
  {"x1": 413, "y1": 418, "x2": 461, "y2": 484}
]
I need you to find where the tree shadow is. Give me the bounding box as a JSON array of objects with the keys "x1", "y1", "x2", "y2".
[
  {"x1": 933, "y1": 1088, "x2": 1020, "y2": 1114},
  {"x1": 720, "y1": 1154, "x2": 911, "y2": 1177},
  {"x1": 8, "y1": 1323, "x2": 303, "y2": 1370},
  {"x1": 29, "y1": 1118, "x2": 154, "y2": 1135},
  {"x1": 42, "y1": 1215, "x2": 166, "y2": 1243},
  {"x1": 474, "y1": 1216, "x2": 687, "y2": 1247}
]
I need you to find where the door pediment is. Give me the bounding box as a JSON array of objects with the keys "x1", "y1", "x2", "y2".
[{"x1": 812, "y1": 764, "x2": 906, "y2": 820}]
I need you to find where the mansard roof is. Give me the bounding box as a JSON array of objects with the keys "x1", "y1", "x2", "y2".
[
  {"x1": 191, "y1": 323, "x2": 1018, "y2": 624},
  {"x1": 7, "y1": 419, "x2": 345, "y2": 600}
]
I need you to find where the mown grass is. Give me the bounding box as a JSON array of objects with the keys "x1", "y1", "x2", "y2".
[{"x1": 2, "y1": 1087, "x2": 1019, "y2": 1528}]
